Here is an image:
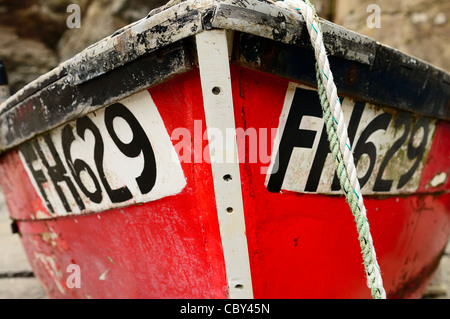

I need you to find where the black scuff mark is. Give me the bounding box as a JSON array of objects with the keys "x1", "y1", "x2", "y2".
[
  {"x1": 202, "y1": 7, "x2": 216, "y2": 30},
  {"x1": 272, "y1": 12, "x2": 287, "y2": 42}
]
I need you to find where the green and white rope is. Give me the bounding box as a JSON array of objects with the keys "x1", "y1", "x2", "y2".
[{"x1": 274, "y1": 0, "x2": 386, "y2": 299}]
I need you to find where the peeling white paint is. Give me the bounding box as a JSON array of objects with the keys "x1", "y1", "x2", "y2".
[
  {"x1": 99, "y1": 268, "x2": 110, "y2": 281},
  {"x1": 197, "y1": 29, "x2": 253, "y2": 299},
  {"x1": 34, "y1": 252, "x2": 66, "y2": 294},
  {"x1": 430, "y1": 172, "x2": 447, "y2": 188}
]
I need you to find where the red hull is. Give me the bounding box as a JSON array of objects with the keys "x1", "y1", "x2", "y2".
[{"x1": 1, "y1": 67, "x2": 449, "y2": 298}]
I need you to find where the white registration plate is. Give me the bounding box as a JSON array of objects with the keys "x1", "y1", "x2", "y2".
[
  {"x1": 266, "y1": 83, "x2": 436, "y2": 195},
  {"x1": 19, "y1": 90, "x2": 186, "y2": 218}
]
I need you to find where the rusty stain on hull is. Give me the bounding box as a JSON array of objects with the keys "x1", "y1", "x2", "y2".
[{"x1": 388, "y1": 246, "x2": 446, "y2": 299}]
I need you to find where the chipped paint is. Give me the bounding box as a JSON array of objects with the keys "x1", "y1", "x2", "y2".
[
  {"x1": 0, "y1": 42, "x2": 190, "y2": 154},
  {"x1": 99, "y1": 268, "x2": 110, "y2": 281},
  {"x1": 430, "y1": 172, "x2": 447, "y2": 188},
  {"x1": 0, "y1": 56, "x2": 447, "y2": 299},
  {"x1": 33, "y1": 252, "x2": 66, "y2": 295}
]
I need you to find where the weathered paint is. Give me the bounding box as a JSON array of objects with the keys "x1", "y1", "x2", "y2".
[
  {"x1": 430, "y1": 172, "x2": 447, "y2": 188},
  {"x1": 265, "y1": 82, "x2": 437, "y2": 195},
  {"x1": 0, "y1": 42, "x2": 191, "y2": 154},
  {"x1": 0, "y1": 0, "x2": 448, "y2": 300},
  {"x1": 66, "y1": 0, "x2": 209, "y2": 85},
  {"x1": 18, "y1": 89, "x2": 186, "y2": 218},
  {"x1": 418, "y1": 120, "x2": 450, "y2": 193},
  {"x1": 235, "y1": 32, "x2": 450, "y2": 121},
  {"x1": 0, "y1": 0, "x2": 448, "y2": 154},
  {"x1": 229, "y1": 65, "x2": 450, "y2": 298},
  {"x1": 0, "y1": 70, "x2": 230, "y2": 298},
  {"x1": 0, "y1": 60, "x2": 9, "y2": 104},
  {"x1": 0, "y1": 66, "x2": 448, "y2": 299}
]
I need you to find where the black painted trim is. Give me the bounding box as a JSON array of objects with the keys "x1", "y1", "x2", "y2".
[{"x1": 234, "y1": 33, "x2": 450, "y2": 121}]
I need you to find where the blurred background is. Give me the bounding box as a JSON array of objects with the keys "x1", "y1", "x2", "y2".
[{"x1": 0, "y1": 0, "x2": 448, "y2": 298}]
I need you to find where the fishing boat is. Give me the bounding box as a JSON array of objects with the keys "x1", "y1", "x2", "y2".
[{"x1": 0, "y1": 0, "x2": 448, "y2": 299}]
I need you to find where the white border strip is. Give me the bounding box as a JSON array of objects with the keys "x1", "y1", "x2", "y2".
[{"x1": 196, "y1": 29, "x2": 253, "y2": 299}]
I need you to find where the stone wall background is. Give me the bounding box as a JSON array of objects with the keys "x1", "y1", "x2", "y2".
[
  {"x1": 0, "y1": 0, "x2": 167, "y2": 94},
  {"x1": 334, "y1": 0, "x2": 450, "y2": 73},
  {"x1": 0, "y1": 0, "x2": 448, "y2": 94}
]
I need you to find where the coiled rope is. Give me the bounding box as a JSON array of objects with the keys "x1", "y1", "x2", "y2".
[{"x1": 274, "y1": 0, "x2": 386, "y2": 299}]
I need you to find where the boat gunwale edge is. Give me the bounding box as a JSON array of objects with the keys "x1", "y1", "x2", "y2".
[{"x1": 0, "y1": 0, "x2": 448, "y2": 153}]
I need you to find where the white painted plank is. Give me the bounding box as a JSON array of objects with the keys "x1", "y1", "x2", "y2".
[{"x1": 196, "y1": 29, "x2": 253, "y2": 299}]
